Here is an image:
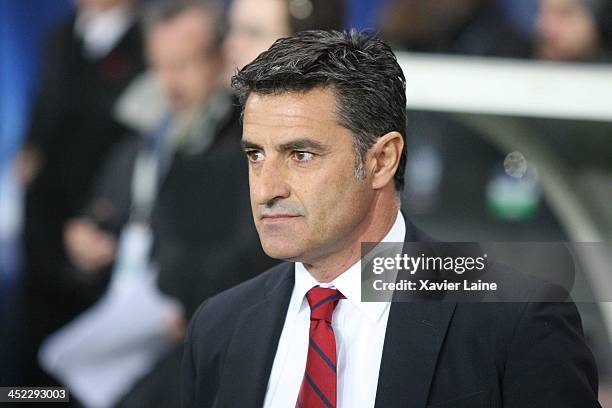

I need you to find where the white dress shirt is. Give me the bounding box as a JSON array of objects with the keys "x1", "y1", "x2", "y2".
[{"x1": 263, "y1": 211, "x2": 406, "y2": 408}]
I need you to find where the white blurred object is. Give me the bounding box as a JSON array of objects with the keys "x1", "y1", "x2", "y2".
[
  {"x1": 398, "y1": 52, "x2": 612, "y2": 121},
  {"x1": 39, "y1": 222, "x2": 181, "y2": 408}
]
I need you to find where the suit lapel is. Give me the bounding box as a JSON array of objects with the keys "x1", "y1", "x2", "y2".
[
  {"x1": 374, "y1": 301, "x2": 456, "y2": 408},
  {"x1": 217, "y1": 263, "x2": 295, "y2": 408},
  {"x1": 374, "y1": 212, "x2": 456, "y2": 407}
]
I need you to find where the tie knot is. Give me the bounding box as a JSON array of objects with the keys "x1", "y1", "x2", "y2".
[{"x1": 306, "y1": 287, "x2": 344, "y2": 323}]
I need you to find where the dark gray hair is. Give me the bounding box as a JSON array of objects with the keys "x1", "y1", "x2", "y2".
[
  {"x1": 231, "y1": 29, "x2": 407, "y2": 191},
  {"x1": 141, "y1": 0, "x2": 225, "y2": 52}
]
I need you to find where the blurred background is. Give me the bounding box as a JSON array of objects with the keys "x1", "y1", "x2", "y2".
[{"x1": 0, "y1": 0, "x2": 611, "y2": 406}]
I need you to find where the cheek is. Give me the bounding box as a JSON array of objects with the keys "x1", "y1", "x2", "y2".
[
  {"x1": 184, "y1": 66, "x2": 215, "y2": 95},
  {"x1": 296, "y1": 162, "x2": 367, "y2": 233},
  {"x1": 571, "y1": 18, "x2": 596, "y2": 45}
]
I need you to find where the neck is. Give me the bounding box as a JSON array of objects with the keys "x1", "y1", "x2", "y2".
[{"x1": 303, "y1": 194, "x2": 400, "y2": 283}]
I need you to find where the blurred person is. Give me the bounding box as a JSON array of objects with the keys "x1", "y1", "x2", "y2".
[
  {"x1": 535, "y1": 0, "x2": 612, "y2": 62},
  {"x1": 16, "y1": 0, "x2": 145, "y2": 386},
  {"x1": 182, "y1": 30, "x2": 599, "y2": 407},
  {"x1": 59, "y1": 0, "x2": 274, "y2": 405},
  {"x1": 379, "y1": 0, "x2": 531, "y2": 58},
  {"x1": 223, "y1": 0, "x2": 345, "y2": 77}
]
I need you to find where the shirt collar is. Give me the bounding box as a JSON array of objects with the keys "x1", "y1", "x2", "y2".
[{"x1": 294, "y1": 210, "x2": 406, "y2": 323}]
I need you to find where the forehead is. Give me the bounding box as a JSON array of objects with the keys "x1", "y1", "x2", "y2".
[
  {"x1": 242, "y1": 88, "x2": 346, "y2": 143},
  {"x1": 147, "y1": 10, "x2": 214, "y2": 52},
  {"x1": 230, "y1": 0, "x2": 287, "y2": 31}
]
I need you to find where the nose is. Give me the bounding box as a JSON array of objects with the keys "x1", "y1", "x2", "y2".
[{"x1": 251, "y1": 158, "x2": 291, "y2": 206}]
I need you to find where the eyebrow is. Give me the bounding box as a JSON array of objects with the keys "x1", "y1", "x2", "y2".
[
  {"x1": 241, "y1": 138, "x2": 330, "y2": 154},
  {"x1": 241, "y1": 140, "x2": 262, "y2": 150}
]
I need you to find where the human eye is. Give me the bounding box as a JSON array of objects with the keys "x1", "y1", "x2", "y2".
[
  {"x1": 245, "y1": 150, "x2": 264, "y2": 163},
  {"x1": 291, "y1": 151, "x2": 315, "y2": 163}
]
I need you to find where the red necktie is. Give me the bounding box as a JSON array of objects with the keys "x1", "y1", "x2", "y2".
[{"x1": 296, "y1": 286, "x2": 344, "y2": 408}]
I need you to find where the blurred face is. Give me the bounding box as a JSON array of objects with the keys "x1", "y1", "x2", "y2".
[
  {"x1": 536, "y1": 0, "x2": 599, "y2": 61},
  {"x1": 146, "y1": 9, "x2": 221, "y2": 112},
  {"x1": 242, "y1": 88, "x2": 376, "y2": 263},
  {"x1": 223, "y1": 0, "x2": 291, "y2": 74}
]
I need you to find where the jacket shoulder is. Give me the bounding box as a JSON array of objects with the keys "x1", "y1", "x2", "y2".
[{"x1": 189, "y1": 262, "x2": 292, "y2": 335}]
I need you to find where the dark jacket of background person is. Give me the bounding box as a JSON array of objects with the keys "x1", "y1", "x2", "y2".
[
  {"x1": 17, "y1": 15, "x2": 145, "y2": 385},
  {"x1": 182, "y1": 217, "x2": 600, "y2": 408}
]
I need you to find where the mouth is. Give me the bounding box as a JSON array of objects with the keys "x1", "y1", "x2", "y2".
[{"x1": 260, "y1": 214, "x2": 302, "y2": 224}]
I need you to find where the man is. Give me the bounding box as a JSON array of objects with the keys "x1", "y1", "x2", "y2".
[
  {"x1": 17, "y1": 0, "x2": 145, "y2": 386},
  {"x1": 182, "y1": 30, "x2": 600, "y2": 407},
  {"x1": 59, "y1": 1, "x2": 272, "y2": 405}
]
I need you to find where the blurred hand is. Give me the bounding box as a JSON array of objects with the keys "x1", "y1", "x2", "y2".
[
  {"x1": 14, "y1": 145, "x2": 42, "y2": 187},
  {"x1": 64, "y1": 217, "x2": 117, "y2": 273},
  {"x1": 163, "y1": 301, "x2": 187, "y2": 342}
]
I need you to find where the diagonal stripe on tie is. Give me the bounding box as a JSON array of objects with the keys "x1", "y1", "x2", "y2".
[
  {"x1": 310, "y1": 293, "x2": 341, "y2": 311},
  {"x1": 309, "y1": 338, "x2": 336, "y2": 372},
  {"x1": 305, "y1": 372, "x2": 334, "y2": 408}
]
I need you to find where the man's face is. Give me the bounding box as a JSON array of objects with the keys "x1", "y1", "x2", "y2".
[
  {"x1": 536, "y1": 0, "x2": 599, "y2": 61},
  {"x1": 223, "y1": 0, "x2": 290, "y2": 73},
  {"x1": 242, "y1": 88, "x2": 376, "y2": 264},
  {"x1": 146, "y1": 10, "x2": 221, "y2": 112}
]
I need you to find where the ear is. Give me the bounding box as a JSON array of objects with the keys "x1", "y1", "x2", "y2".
[{"x1": 368, "y1": 131, "x2": 404, "y2": 190}]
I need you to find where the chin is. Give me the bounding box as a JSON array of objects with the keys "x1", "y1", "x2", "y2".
[{"x1": 260, "y1": 240, "x2": 303, "y2": 261}]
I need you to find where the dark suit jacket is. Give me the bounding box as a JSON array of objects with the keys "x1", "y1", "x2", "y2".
[{"x1": 182, "y1": 219, "x2": 600, "y2": 407}]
